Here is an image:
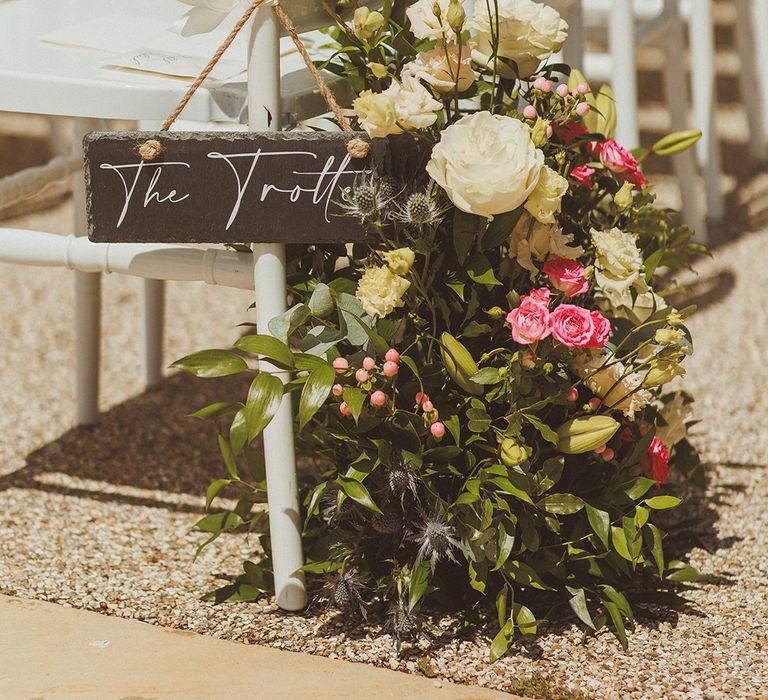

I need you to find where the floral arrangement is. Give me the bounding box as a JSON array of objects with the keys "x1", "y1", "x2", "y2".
[{"x1": 176, "y1": 0, "x2": 707, "y2": 657}]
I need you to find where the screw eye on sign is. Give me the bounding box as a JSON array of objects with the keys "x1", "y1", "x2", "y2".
[{"x1": 84, "y1": 131, "x2": 389, "y2": 244}]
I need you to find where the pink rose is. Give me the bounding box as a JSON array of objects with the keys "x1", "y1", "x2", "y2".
[
  {"x1": 570, "y1": 164, "x2": 595, "y2": 188},
  {"x1": 586, "y1": 310, "x2": 611, "y2": 348},
  {"x1": 526, "y1": 287, "x2": 551, "y2": 306},
  {"x1": 645, "y1": 437, "x2": 670, "y2": 488},
  {"x1": 550, "y1": 304, "x2": 595, "y2": 348},
  {"x1": 542, "y1": 258, "x2": 589, "y2": 297},
  {"x1": 506, "y1": 298, "x2": 552, "y2": 345},
  {"x1": 599, "y1": 139, "x2": 648, "y2": 189}
]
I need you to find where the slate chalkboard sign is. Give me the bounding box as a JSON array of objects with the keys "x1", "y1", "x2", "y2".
[{"x1": 84, "y1": 131, "x2": 389, "y2": 244}]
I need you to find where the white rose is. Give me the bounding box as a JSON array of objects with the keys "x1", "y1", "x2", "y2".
[
  {"x1": 356, "y1": 265, "x2": 411, "y2": 317},
  {"x1": 402, "y1": 42, "x2": 479, "y2": 94},
  {"x1": 591, "y1": 227, "x2": 644, "y2": 306},
  {"x1": 524, "y1": 165, "x2": 568, "y2": 224},
  {"x1": 656, "y1": 392, "x2": 694, "y2": 449},
  {"x1": 406, "y1": 0, "x2": 456, "y2": 41},
  {"x1": 384, "y1": 74, "x2": 443, "y2": 130},
  {"x1": 471, "y1": 0, "x2": 568, "y2": 78},
  {"x1": 427, "y1": 112, "x2": 543, "y2": 217},
  {"x1": 353, "y1": 90, "x2": 401, "y2": 138},
  {"x1": 179, "y1": 0, "x2": 239, "y2": 36},
  {"x1": 508, "y1": 213, "x2": 584, "y2": 279}
]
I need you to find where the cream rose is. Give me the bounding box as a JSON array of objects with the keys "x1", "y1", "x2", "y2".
[
  {"x1": 508, "y1": 213, "x2": 584, "y2": 279},
  {"x1": 591, "y1": 227, "x2": 644, "y2": 307},
  {"x1": 384, "y1": 74, "x2": 443, "y2": 130},
  {"x1": 406, "y1": 0, "x2": 456, "y2": 41},
  {"x1": 402, "y1": 42, "x2": 478, "y2": 94},
  {"x1": 356, "y1": 265, "x2": 411, "y2": 317},
  {"x1": 471, "y1": 0, "x2": 568, "y2": 78},
  {"x1": 524, "y1": 165, "x2": 569, "y2": 224},
  {"x1": 427, "y1": 112, "x2": 543, "y2": 217}
]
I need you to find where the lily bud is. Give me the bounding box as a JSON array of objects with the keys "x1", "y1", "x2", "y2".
[
  {"x1": 614, "y1": 181, "x2": 634, "y2": 211},
  {"x1": 556, "y1": 416, "x2": 620, "y2": 454},
  {"x1": 432, "y1": 1, "x2": 442, "y2": 18},
  {"x1": 446, "y1": 0, "x2": 465, "y2": 34},
  {"x1": 500, "y1": 438, "x2": 529, "y2": 467},
  {"x1": 440, "y1": 332, "x2": 483, "y2": 395},
  {"x1": 652, "y1": 129, "x2": 702, "y2": 156},
  {"x1": 531, "y1": 117, "x2": 552, "y2": 147},
  {"x1": 654, "y1": 328, "x2": 684, "y2": 345}
]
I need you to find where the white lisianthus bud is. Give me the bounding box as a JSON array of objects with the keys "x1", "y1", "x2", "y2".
[
  {"x1": 427, "y1": 112, "x2": 543, "y2": 217},
  {"x1": 614, "y1": 181, "x2": 634, "y2": 211},
  {"x1": 446, "y1": 0, "x2": 466, "y2": 34},
  {"x1": 383, "y1": 248, "x2": 416, "y2": 275}
]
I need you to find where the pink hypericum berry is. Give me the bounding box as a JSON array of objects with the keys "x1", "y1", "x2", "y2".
[
  {"x1": 521, "y1": 351, "x2": 537, "y2": 369},
  {"x1": 339, "y1": 401, "x2": 351, "y2": 416},
  {"x1": 370, "y1": 390, "x2": 386, "y2": 407},
  {"x1": 422, "y1": 400, "x2": 434, "y2": 413},
  {"x1": 332, "y1": 357, "x2": 349, "y2": 372},
  {"x1": 385, "y1": 348, "x2": 400, "y2": 363},
  {"x1": 523, "y1": 105, "x2": 537, "y2": 119},
  {"x1": 588, "y1": 397, "x2": 602, "y2": 411},
  {"x1": 382, "y1": 361, "x2": 399, "y2": 377},
  {"x1": 576, "y1": 102, "x2": 591, "y2": 116},
  {"x1": 541, "y1": 79, "x2": 553, "y2": 93},
  {"x1": 533, "y1": 388, "x2": 542, "y2": 399},
  {"x1": 576, "y1": 81, "x2": 590, "y2": 94},
  {"x1": 362, "y1": 356, "x2": 376, "y2": 371},
  {"x1": 602, "y1": 447, "x2": 615, "y2": 461},
  {"x1": 332, "y1": 383, "x2": 343, "y2": 397},
  {"x1": 594, "y1": 443, "x2": 607, "y2": 454},
  {"x1": 567, "y1": 387, "x2": 579, "y2": 402},
  {"x1": 415, "y1": 391, "x2": 427, "y2": 405},
  {"x1": 533, "y1": 76, "x2": 546, "y2": 89},
  {"x1": 430, "y1": 421, "x2": 446, "y2": 439},
  {"x1": 546, "y1": 125, "x2": 553, "y2": 138},
  {"x1": 355, "y1": 369, "x2": 369, "y2": 383},
  {"x1": 556, "y1": 84, "x2": 569, "y2": 97}
]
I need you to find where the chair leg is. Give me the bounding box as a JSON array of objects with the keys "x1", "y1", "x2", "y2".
[
  {"x1": 750, "y1": 0, "x2": 768, "y2": 147},
  {"x1": 609, "y1": 0, "x2": 639, "y2": 148},
  {"x1": 73, "y1": 118, "x2": 102, "y2": 425},
  {"x1": 688, "y1": 0, "x2": 724, "y2": 220},
  {"x1": 141, "y1": 278, "x2": 165, "y2": 389},
  {"x1": 663, "y1": 2, "x2": 706, "y2": 240},
  {"x1": 562, "y1": 0, "x2": 585, "y2": 70},
  {"x1": 734, "y1": 0, "x2": 768, "y2": 160}
]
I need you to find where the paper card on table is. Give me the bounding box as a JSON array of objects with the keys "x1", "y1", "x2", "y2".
[{"x1": 100, "y1": 49, "x2": 246, "y2": 82}]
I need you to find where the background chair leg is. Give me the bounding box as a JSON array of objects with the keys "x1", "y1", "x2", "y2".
[
  {"x1": 73, "y1": 118, "x2": 102, "y2": 425},
  {"x1": 741, "y1": 0, "x2": 768, "y2": 158},
  {"x1": 609, "y1": 0, "x2": 639, "y2": 148},
  {"x1": 561, "y1": 0, "x2": 585, "y2": 70},
  {"x1": 689, "y1": 0, "x2": 724, "y2": 220},
  {"x1": 141, "y1": 278, "x2": 165, "y2": 389},
  {"x1": 663, "y1": 1, "x2": 707, "y2": 240}
]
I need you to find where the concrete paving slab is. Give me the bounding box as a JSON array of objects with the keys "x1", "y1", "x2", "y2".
[{"x1": 0, "y1": 595, "x2": 512, "y2": 700}]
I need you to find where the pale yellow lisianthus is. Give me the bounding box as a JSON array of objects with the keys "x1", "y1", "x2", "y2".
[
  {"x1": 402, "y1": 42, "x2": 479, "y2": 94},
  {"x1": 524, "y1": 165, "x2": 569, "y2": 224},
  {"x1": 405, "y1": 0, "x2": 456, "y2": 41},
  {"x1": 383, "y1": 248, "x2": 416, "y2": 276},
  {"x1": 356, "y1": 265, "x2": 411, "y2": 318},
  {"x1": 353, "y1": 91, "x2": 400, "y2": 138}
]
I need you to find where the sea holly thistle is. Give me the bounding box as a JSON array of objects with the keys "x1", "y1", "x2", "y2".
[{"x1": 177, "y1": 0, "x2": 707, "y2": 659}]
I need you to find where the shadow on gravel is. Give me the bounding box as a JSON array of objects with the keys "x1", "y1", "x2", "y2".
[{"x1": 0, "y1": 372, "x2": 252, "y2": 513}]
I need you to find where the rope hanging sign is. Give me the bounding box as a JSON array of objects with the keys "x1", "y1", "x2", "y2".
[{"x1": 84, "y1": 0, "x2": 388, "y2": 244}]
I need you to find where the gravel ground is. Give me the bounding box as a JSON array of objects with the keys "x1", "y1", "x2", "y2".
[{"x1": 1, "y1": 193, "x2": 767, "y2": 698}]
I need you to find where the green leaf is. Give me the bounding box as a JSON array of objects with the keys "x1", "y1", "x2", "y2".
[
  {"x1": 294, "y1": 353, "x2": 331, "y2": 372},
  {"x1": 586, "y1": 504, "x2": 610, "y2": 549},
  {"x1": 336, "y1": 476, "x2": 382, "y2": 514},
  {"x1": 466, "y1": 253, "x2": 502, "y2": 286},
  {"x1": 489, "y1": 620, "x2": 514, "y2": 663},
  {"x1": 171, "y1": 349, "x2": 247, "y2": 377},
  {"x1": 483, "y1": 208, "x2": 523, "y2": 250},
  {"x1": 495, "y1": 585, "x2": 509, "y2": 627},
  {"x1": 471, "y1": 367, "x2": 502, "y2": 385},
  {"x1": 408, "y1": 560, "x2": 431, "y2": 610},
  {"x1": 299, "y1": 364, "x2": 335, "y2": 430},
  {"x1": 603, "y1": 601, "x2": 628, "y2": 649},
  {"x1": 468, "y1": 559, "x2": 487, "y2": 593},
  {"x1": 504, "y1": 560, "x2": 548, "y2": 590},
  {"x1": 205, "y1": 479, "x2": 231, "y2": 511},
  {"x1": 493, "y1": 521, "x2": 516, "y2": 571},
  {"x1": 539, "y1": 493, "x2": 585, "y2": 515},
  {"x1": 490, "y1": 476, "x2": 534, "y2": 504},
  {"x1": 234, "y1": 334, "x2": 294, "y2": 369},
  {"x1": 646, "y1": 523, "x2": 665, "y2": 578},
  {"x1": 229, "y1": 408, "x2": 248, "y2": 454},
  {"x1": 624, "y1": 477, "x2": 658, "y2": 501},
  {"x1": 453, "y1": 210, "x2": 480, "y2": 264},
  {"x1": 341, "y1": 386, "x2": 366, "y2": 423},
  {"x1": 665, "y1": 561, "x2": 708, "y2": 582},
  {"x1": 567, "y1": 587, "x2": 596, "y2": 631},
  {"x1": 611, "y1": 526, "x2": 634, "y2": 562},
  {"x1": 188, "y1": 401, "x2": 238, "y2": 420},
  {"x1": 644, "y1": 495, "x2": 682, "y2": 510},
  {"x1": 521, "y1": 413, "x2": 558, "y2": 446},
  {"x1": 218, "y1": 434, "x2": 238, "y2": 479},
  {"x1": 600, "y1": 584, "x2": 634, "y2": 623},
  {"x1": 514, "y1": 603, "x2": 538, "y2": 636},
  {"x1": 462, "y1": 321, "x2": 492, "y2": 338},
  {"x1": 534, "y1": 457, "x2": 564, "y2": 495},
  {"x1": 196, "y1": 511, "x2": 243, "y2": 534},
  {"x1": 244, "y1": 373, "x2": 284, "y2": 441},
  {"x1": 268, "y1": 303, "x2": 312, "y2": 343},
  {"x1": 308, "y1": 283, "x2": 334, "y2": 317}
]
